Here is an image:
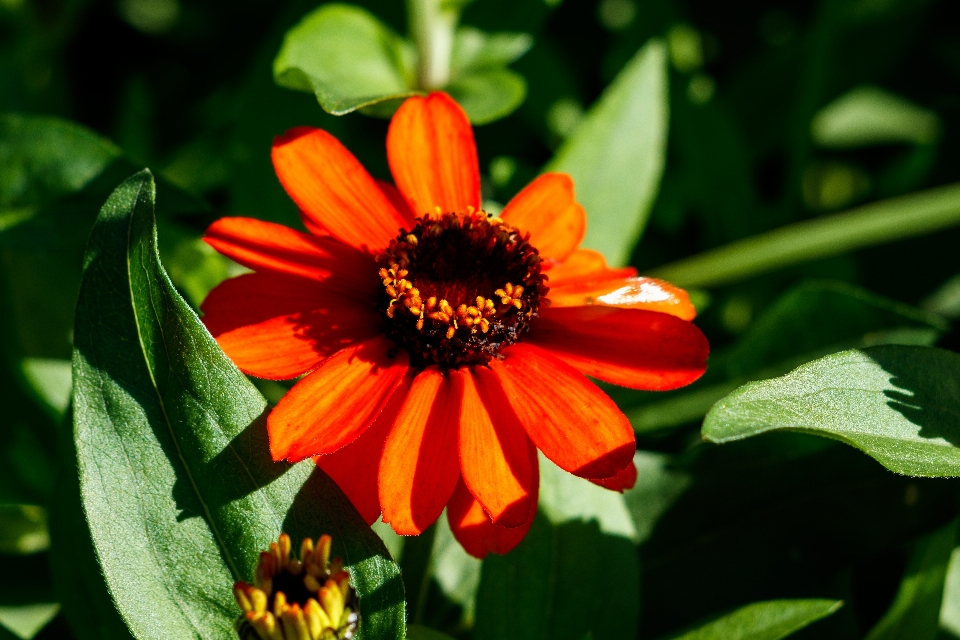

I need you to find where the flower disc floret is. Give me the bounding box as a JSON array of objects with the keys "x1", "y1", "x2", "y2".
[{"x1": 376, "y1": 209, "x2": 547, "y2": 368}]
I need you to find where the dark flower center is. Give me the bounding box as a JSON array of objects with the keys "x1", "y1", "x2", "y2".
[{"x1": 376, "y1": 210, "x2": 547, "y2": 368}]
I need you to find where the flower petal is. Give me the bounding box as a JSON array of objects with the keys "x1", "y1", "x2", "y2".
[
  {"x1": 499, "y1": 173, "x2": 585, "y2": 263},
  {"x1": 267, "y1": 337, "x2": 410, "y2": 462},
  {"x1": 545, "y1": 248, "x2": 635, "y2": 285},
  {"x1": 379, "y1": 367, "x2": 463, "y2": 535},
  {"x1": 387, "y1": 92, "x2": 480, "y2": 216},
  {"x1": 588, "y1": 460, "x2": 638, "y2": 493},
  {"x1": 459, "y1": 366, "x2": 538, "y2": 527},
  {"x1": 549, "y1": 276, "x2": 696, "y2": 320},
  {"x1": 315, "y1": 375, "x2": 413, "y2": 525},
  {"x1": 272, "y1": 127, "x2": 414, "y2": 252},
  {"x1": 202, "y1": 273, "x2": 382, "y2": 380},
  {"x1": 491, "y1": 343, "x2": 636, "y2": 479},
  {"x1": 528, "y1": 306, "x2": 709, "y2": 390},
  {"x1": 203, "y1": 217, "x2": 375, "y2": 298},
  {"x1": 447, "y1": 478, "x2": 534, "y2": 559}
]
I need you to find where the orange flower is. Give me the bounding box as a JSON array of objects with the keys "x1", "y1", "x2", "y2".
[{"x1": 201, "y1": 92, "x2": 708, "y2": 558}]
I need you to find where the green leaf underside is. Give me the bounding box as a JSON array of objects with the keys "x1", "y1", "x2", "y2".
[
  {"x1": 273, "y1": 3, "x2": 418, "y2": 115},
  {"x1": 627, "y1": 280, "x2": 947, "y2": 433},
  {"x1": 447, "y1": 69, "x2": 527, "y2": 125},
  {"x1": 663, "y1": 599, "x2": 842, "y2": 640},
  {"x1": 547, "y1": 39, "x2": 668, "y2": 266},
  {"x1": 473, "y1": 456, "x2": 639, "y2": 640},
  {"x1": 703, "y1": 345, "x2": 960, "y2": 477},
  {"x1": 450, "y1": 28, "x2": 532, "y2": 76},
  {"x1": 72, "y1": 171, "x2": 403, "y2": 640},
  {"x1": 864, "y1": 519, "x2": 955, "y2": 640}
]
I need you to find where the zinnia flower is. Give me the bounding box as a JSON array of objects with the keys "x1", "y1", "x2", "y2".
[{"x1": 201, "y1": 92, "x2": 708, "y2": 558}]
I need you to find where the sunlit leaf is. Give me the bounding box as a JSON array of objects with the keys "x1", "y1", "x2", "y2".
[
  {"x1": 865, "y1": 519, "x2": 955, "y2": 640},
  {"x1": 662, "y1": 599, "x2": 842, "y2": 640},
  {"x1": 273, "y1": 3, "x2": 418, "y2": 116},
  {"x1": 812, "y1": 85, "x2": 940, "y2": 148},
  {"x1": 547, "y1": 39, "x2": 668, "y2": 266},
  {"x1": 450, "y1": 28, "x2": 532, "y2": 75},
  {"x1": 703, "y1": 345, "x2": 960, "y2": 477},
  {"x1": 448, "y1": 69, "x2": 526, "y2": 125},
  {"x1": 72, "y1": 170, "x2": 404, "y2": 640}
]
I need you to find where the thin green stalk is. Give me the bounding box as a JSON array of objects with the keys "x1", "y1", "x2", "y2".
[
  {"x1": 648, "y1": 182, "x2": 960, "y2": 289},
  {"x1": 407, "y1": 0, "x2": 459, "y2": 90}
]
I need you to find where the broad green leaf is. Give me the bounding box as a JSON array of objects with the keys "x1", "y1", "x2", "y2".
[
  {"x1": 626, "y1": 280, "x2": 947, "y2": 433},
  {"x1": 648, "y1": 182, "x2": 960, "y2": 289},
  {"x1": 450, "y1": 28, "x2": 532, "y2": 76},
  {"x1": 0, "y1": 113, "x2": 121, "y2": 213},
  {"x1": 547, "y1": 39, "x2": 668, "y2": 266},
  {"x1": 866, "y1": 520, "x2": 956, "y2": 640},
  {"x1": 703, "y1": 345, "x2": 960, "y2": 477},
  {"x1": 448, "y1": 69, "x2": 526, "y2": 125},
  {"x1": 663, "y1": 599, "x2": 842, "y2": 640},
  {"x1": 72, "y1": 171, "x2": 404, "y2": 640},
  {"x1": 0, "y1": 505, "x2": 48, "y2": 555},
  {"x1": 273, "y1": 3, "x2": 417, "y2": 115},
  {"x1": 19, "y1": 358, "x2": 71, "y2": 421},
  {"x1": 812, "y1": 85, "x2": 940, "y2": 148},
  {"x1": 473, "y1": 455, "x2": 639, "y2": 640}
]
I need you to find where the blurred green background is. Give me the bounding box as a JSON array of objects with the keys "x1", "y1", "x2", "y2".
[{"x1": 4, "y1": 0, "x2": 960, "y2": 639}]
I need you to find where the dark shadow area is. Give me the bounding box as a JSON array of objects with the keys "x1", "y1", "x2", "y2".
[
  {"x1": 867, "y1": 346, "x2": 960, "y2": 447},
  {"x1": 637, "y1": 432, "x2": 958, "y2": 639}
]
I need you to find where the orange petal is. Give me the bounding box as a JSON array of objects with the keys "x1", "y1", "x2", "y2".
[
  {"x1": 491, "y1": 343, "x2": 636, "y2": 479},
  {"x1": 588, "y1": 460, "x2": 638, "y2": 493},
  {"x1": 529, "y1": 306, "x2": 709, "y2": 390},
  {"x1": 267, "y1": 337, "x2": 409, "y2": 462},
  {"x1": 447, "y1": 477, "x2": 534, "y2": 559},
  {"x1": 548, "y1": 276, "x2": 697, "y2": 320},
  {"x1": 315, "y1": 374, "x2": 413, "y2": 525},
  {"x1": 387, "y1": 92, "x2": 480, "y2": 216},
  {"x1": 500, "y1": 173, "x2": 585, "y2": 263},
  {"x1": 376, "y1": 180, "x2": 417, "y2": 223},
  {"x1": 544, "y1": 248, "x2": 635, "y2": 285},
  {"x1": 272, "y1": 127, "x2": 414, "y2": 252},
  {"x1": 202, "y1": 273, "x2": 382, "y2": 380},
  {"x1": 379, "y1": 367, "x2": 463, "y2": 535},
  {"x1": 203, "y1": 217, "x2": 375, "y2": 299},
  {"x1": 459, "y1": 367, "x2": 538, "y2": 528}
]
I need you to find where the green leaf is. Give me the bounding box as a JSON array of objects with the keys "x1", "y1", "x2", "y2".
[
  {"x1": 865, "y1": 520, "x2": 956, "y2": 640},
  {"x1": 450, "y1": 28, "x2": 532, "y2": 76},
  {"x1": 0, "y1": 505, "x2": 48, "y2": 555},
  {"x1": 447, "y1": 69, "x2": 526, "y2": 125},
  {"x1": 648, "y1": 182, "x2": 960, "y2": 289},
  {"x1": 273, "y1": 3, "x2": 418, "y2": 115},
  {"x1": 473, "y1": 455, "x2": 639, "y2": 640},
  {"x1": 703, "y1": 345, "x2": 960, "y2": 477},
  {"x1": 0, "y1": 113, "x2": 121, "y2": 213},
  {"x1": 626, "y1": 280, "x2": 947, "y2": 433},
  {"x1": 546, "y1": 39, "x2": 668, "y2": 266},
  {"x1": 406, "y1": 625, "x2": 457, "y2": 640},
  {"x1": 72, "y1": 170, "x2": 404, "y2": 640},
  {"x1": 662, "y1": 599, "x2": 842, "y2": 640},
  {"x1": 0, "y1": 604, "x2": 59, "y2": 640},
  {"x1": 811, "y1": 85, "x2": 940, "y2": 148}
]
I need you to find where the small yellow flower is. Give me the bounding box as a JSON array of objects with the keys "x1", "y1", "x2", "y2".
[{"x1": 234, "y1": 533, "x2": 358, "y2": 640}]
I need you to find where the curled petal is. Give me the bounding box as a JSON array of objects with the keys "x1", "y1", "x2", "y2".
[
  {"x1": 491, "y1": 343, "x2": 636, "y2": 479},
  {"x1": 548, "y1": 276, "x2": 697, "y2": 320},
  {"x1": 387, "y1": 92, "x2": 481, "y2": 216},
  {"x1": 588, "y1": 460, "x2": 638, "y2": 493},
  {"x1": 379, "y1": 368, "x2": 463, "y2": 535},
  {"x1": 267, "y1": 337, "x2": 410, "y2": 462},
  {"x1": 500, "y1": 173, "x2": 585, "y2": 263},
  {"x1": 529, "y1": 306, "x2": 709, "y2": 390},
  {"x1": 272, "y1": 127, "x2": 414, "y2": 252},
  {"x1": 544, "y1": 248, "x2": 635, "y2": 285},
  {"x1": 447, "y1": 478, "x2": 535, "y2": 559}
]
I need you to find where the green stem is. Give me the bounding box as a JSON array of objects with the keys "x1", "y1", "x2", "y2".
[
  {"x1": 647, "y1": 182, "x2": 960, "y2": 289},
  {"x1": 407, "y1": 0, "x2": 459, "y2": 90}
]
